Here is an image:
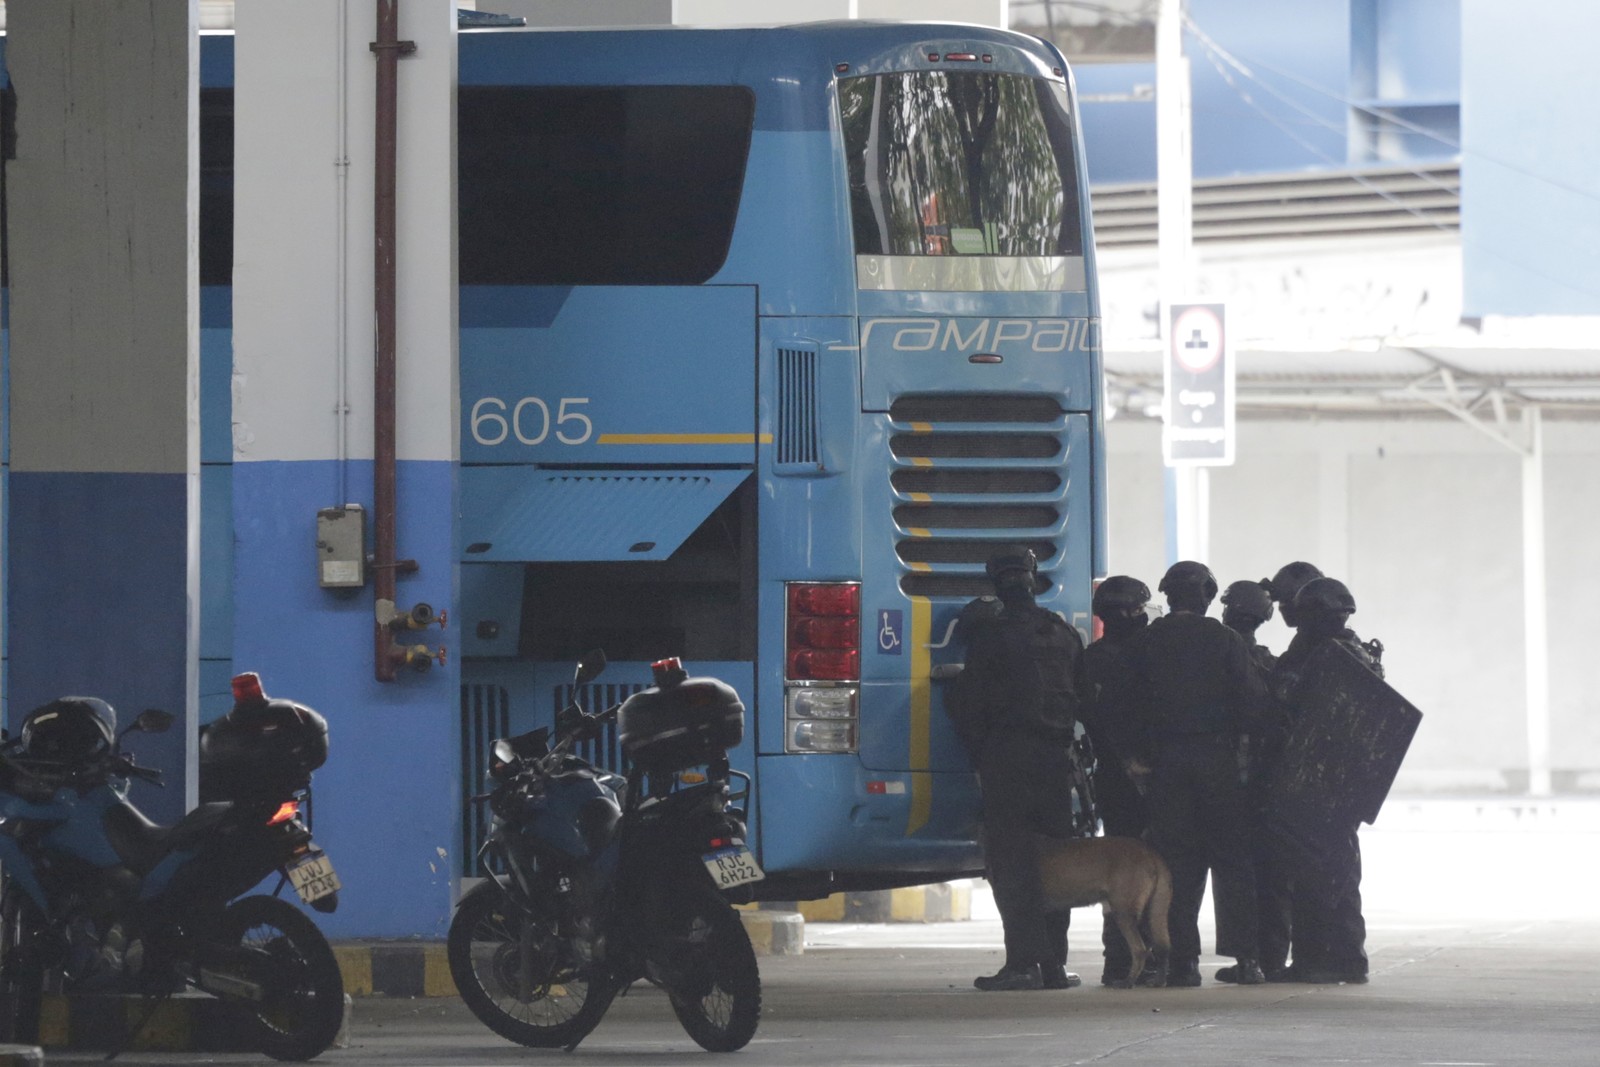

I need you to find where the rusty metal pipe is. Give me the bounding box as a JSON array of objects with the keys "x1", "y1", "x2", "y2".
[{"x1": 372, "y1": 0, "x2": 404, "y2": 681}]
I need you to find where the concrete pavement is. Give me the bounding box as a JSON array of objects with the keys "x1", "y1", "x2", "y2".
[{"x1": 41, "y1": 796, "x2": 1600, "y2": 1064}]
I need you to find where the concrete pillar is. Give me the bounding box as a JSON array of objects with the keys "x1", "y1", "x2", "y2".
[
  {"x1": 1521, "y1": 407, "x2": 1551, "y2": 795},
  {"x1": 4, "y1": 0, "x2": 200, "y2": 821},
  {"x1": 231, "y1": 0, "x2": 458, "y2": 937}
]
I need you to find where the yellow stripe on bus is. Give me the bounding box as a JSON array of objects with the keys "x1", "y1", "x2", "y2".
[
  {"x1": 908, "y1": 596, "x2": 933, "y2": 837},
  {"x1": 910, "y1": 492, "x2": 931, "y2": 502},
  {"x1": 597, "y1": 433, "x2": 773, "y2": 445}
]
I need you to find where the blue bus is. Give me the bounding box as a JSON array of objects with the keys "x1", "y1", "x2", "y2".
[{"x1": 454, "y1": 20, "x2": 1106, "y2": 899}]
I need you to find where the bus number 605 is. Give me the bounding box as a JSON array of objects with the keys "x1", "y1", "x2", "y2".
[{"x1": 471, "y1": 396, "x2": 593, "y2": 447}]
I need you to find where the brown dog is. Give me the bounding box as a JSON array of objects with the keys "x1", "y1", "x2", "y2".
[{"x1": 1033, "y1": 834, "x2": 1172, "y2": 987}]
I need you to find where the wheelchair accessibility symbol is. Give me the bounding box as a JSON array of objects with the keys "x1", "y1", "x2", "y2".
[{"x1": 877, "y1": 610, "x2": 903, "y2": 655}]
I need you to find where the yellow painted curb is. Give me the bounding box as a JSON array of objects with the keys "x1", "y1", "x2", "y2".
[
  {"x1": 423, "y1": 945, "x2": 459, "y2": 997},
  {"x1": 738, "y1": 909, "x2": 804, "y2": 955},
  {"x1": 333, "y1": 944, "x2": 374, "y2": 996}
]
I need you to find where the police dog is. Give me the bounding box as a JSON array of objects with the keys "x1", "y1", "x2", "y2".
[{"x1": 1034, "y1": 834, "x2": 1172, "y2": 988}]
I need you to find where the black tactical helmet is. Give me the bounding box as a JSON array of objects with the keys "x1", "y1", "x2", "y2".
[
  {"x1": 1294, "y1": 576, "x2": 1356, "y2": 617},
  {"x1": 1267, "y1": 561, "x2": 1323, "y2": 604},
  {"x1": 1220, "y1": 579, "x2": 1275, "y2": 625},
  {"x1": 985, "y1": 545, "x2": 1039, "y2": 592},
  {"x1": 1158, "y1": 560, "x2": 1218, "y2": 604},
  {"x1": 1093, "y1": 575, "x2": 1151, "y2": 618}
]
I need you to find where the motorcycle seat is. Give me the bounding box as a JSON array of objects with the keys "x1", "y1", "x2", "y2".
[{"x1": 103, "y1": 799, "x2": 235, "y2": 875}]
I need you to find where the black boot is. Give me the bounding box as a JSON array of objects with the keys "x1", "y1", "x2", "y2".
[
  {"x1": 1215, "y1": 958, "x2": 1266, "y2": 985},
  {"x1": 1166, "y1": 959, "x2": 1202, "y2": 987},
  {"x1": 974, "y1": 963, "x2": 1042, "y2": 991},
  {"x1": 1041, "y1": 964, "x2": 1082, "y2": 989}
]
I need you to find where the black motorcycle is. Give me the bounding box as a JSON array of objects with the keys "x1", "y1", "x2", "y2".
[
  {"x1": 448, "y1": 652, "x2": 763, "y2": 1052},
  {"x1": 0, "y1": 673, "x2": 344, "y2": 1060}
]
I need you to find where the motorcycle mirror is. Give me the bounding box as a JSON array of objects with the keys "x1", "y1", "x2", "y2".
[
  {"x1": 132, "y1": 708, "x2": 175, "y2": 734},
  {"x1": 573, "y1": 649, "x2": 607, "y2": 687},
  {"x1": 489, "y1": 738, "x2": 518, "y2": 780}
]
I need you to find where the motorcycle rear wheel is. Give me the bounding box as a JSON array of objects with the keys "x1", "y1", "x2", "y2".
[
  {"x1": 217, "y1": 894, "x2": 346, "y2": 1061},
  {"x1": 447, "y1": 881, "x2": 611, "y2": 1049},
  {"x1": 661, "y1": 896, "x2": 761, "y2": 1053}
]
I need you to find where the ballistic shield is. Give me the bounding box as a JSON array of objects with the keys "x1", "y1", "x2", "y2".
[{"x1": 1262, "y1": 640, "x2": 1422, "y2": 861}]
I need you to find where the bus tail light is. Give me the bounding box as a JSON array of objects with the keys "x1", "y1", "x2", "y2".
[{"x1": 785, "y1": 582, "x2": 860, "y2": 753}]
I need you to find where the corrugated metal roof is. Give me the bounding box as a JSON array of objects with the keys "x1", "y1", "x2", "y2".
[{"x1": 461, "y1": 468, "x2": 750, "y2": 562}]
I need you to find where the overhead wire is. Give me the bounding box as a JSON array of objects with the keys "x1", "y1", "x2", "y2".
[
  {"x1": 1179, "y1": 12, "x2": 1600, "y2": 304},
  {"x1": 1181, "y1": 11, "x2": 1598, "y2": 205}
]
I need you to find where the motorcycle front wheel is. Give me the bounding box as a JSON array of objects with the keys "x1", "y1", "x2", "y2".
[
  {"x1": 447, "y1": 881, "x2": 611, "y2": 1049},
  {"x1": 217, "y1": 894, "x2": 346, "y2": 1061},
  {"x1": 660, "y1": 896, "x2": 761, "y2": 1053},
  {"x1": 0, "y1": 888, "x2": 44, "y2": 1045}
]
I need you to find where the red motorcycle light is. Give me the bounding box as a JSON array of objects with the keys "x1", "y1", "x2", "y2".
[
  {"x1": 267, "y1": 801, "x2": 299, "y2": 826},
  {"x1": 709, "y1": 837, "x2": 731, "y2": 849},
  {"x1": 787, "y1": 583, "x2": 859, "y2": 619},
  {"x1": 789, "y1": 616, "x2": 858, "y2": 649},
  {"x1": 231, "y1": 672, "x2": 265, "y2": 703},
  {"x1": 787, "y1": 648, "x2": 859, "y2": 681}
]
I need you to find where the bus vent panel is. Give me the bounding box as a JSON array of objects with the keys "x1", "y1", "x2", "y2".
[{"x1": 889, "y1": 393, "x2": 1068, "y2": 600}]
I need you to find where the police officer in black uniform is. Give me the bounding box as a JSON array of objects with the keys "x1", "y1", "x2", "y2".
[
  {"x1": 1126, "y1": 561, "x2": 1268, "y2": 987},
  {"x1": 1078, "y1": 575, "x2": 1153, "y2": 985},
  {"x1": 1222, "y1": 579, "x2": 1278, "y2": 673},
  {"x1": 950, "y1": 547, "x2": 1085, "y2": 992},
  {"x1": 1220, "y1": 578, "x2": 1292, "y2": 979},
  {"x1": 1269, "y1": 577, "x2": 1381, "y2": 984},
  {"x1": 1265, "y1": 561, "x2": 1324, "y2": 632}
]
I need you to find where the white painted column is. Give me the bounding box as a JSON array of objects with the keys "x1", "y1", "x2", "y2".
[
  {"x1": 1521, "y1": 407, "x2": 1551, "y2": 796},
  {"x1": 233, "y1": 0, "x2": 458, "y2": 472},
  {"x1": 859, "y1": 1, "x2": 1009, "y2": 24},
  {"x1": 482, "y1": 1, "x2": 673, "y2": 28},
  {"x1": 1156, "y1": 0, "x2": 1203, "y2": 566},
  {"x1": 675, "y1": 0, "x2": 854, "y2": 24}
]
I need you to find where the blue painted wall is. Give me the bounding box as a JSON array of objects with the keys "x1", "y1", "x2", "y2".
[
  {"x1": 1461, "y1": 0, "x2": 1600, "y2": 316},
  {"x1": 8, "y1": 473, "x2": 190, "y2": 824},
  {"x1": 231, "y1": 458, "x2": 459, "y2": 938}
]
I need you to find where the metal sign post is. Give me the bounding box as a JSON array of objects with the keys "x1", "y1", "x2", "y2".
[{"x1": 1163, "y1": 302, "x2": 1234, "y2": 467}]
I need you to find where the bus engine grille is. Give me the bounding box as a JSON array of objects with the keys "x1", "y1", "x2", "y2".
[
  {"x1": 888, "y1": 394, "x2": 1069, "y2": 599},
  {"x1": 461, "y1": 684, "x2": 511, "y2": 878},
  {"x1": 555, "y1": 682, "x2": 645, "y2": 773}
]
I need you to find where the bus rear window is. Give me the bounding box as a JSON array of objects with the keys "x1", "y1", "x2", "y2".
[
  {"x1": 459, "y1": 85, "x2": 755, "y2": 285},
  {"x1": 838, "y1": 72, "x2": 1083, "y2": 258}
]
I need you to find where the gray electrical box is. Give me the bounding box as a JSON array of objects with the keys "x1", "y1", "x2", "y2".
[{"x1": 316, "y1": 504, "x2": 368, "y2": 588}]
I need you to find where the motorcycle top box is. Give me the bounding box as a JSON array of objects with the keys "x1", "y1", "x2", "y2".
[
  {"x1": 199, "y1": 673, "x2": 329, "y2": 802},
  {"x1": 617, "y1": 658, "x2": 744, "y2": 774}
]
